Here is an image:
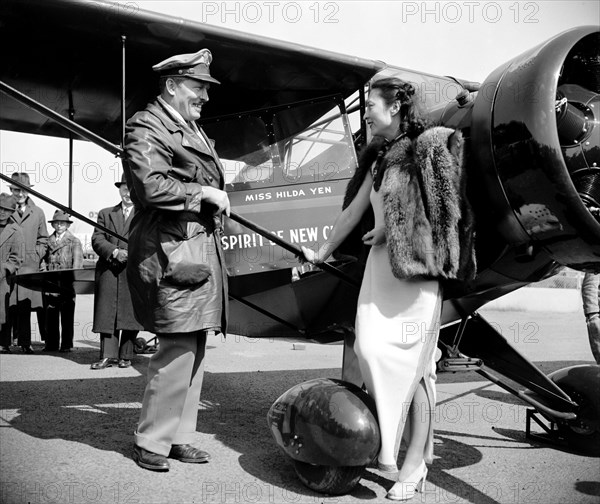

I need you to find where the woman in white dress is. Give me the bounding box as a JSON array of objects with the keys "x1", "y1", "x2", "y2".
[{"x1": 302, "y1": 78, "x2": 475, "y2": 500}]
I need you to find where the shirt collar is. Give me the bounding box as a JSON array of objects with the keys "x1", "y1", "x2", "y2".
[
  {"x1": 157, "y1": 96, "x2": 188, "y2": 128},
  {"x1": 157, "y1": 96, "x2": 211, "y2": 156}
]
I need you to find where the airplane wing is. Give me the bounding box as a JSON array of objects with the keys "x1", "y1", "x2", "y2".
[
  {"x1": 0, "y1": 0, "x2": 384, "y2": 159},
  {"x1": 1, "y1": 0, "x2": 381, "y2": 340}
]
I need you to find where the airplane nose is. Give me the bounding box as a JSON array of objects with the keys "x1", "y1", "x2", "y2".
[{"x1": 470, "y1": 26, "x2": 600, "y2": 269}]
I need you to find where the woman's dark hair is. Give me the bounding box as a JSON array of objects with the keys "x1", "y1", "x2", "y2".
[{"x1": 370, "y1": 77, "x2": 432, "y2": 139}]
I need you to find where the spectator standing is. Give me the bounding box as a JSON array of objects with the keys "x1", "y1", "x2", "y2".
[
  {"x1": 8, "y1": 173, "x2": 48, "y2": 353},
  {"x1": 90, "y1": 173, "x2": 143, "y2": 369},
  {"x1": 0, "y1": 193, "x2": 25, "y2": 353},
  {"x1": 42, "y1": 210, "x2": 83, "y2": 352}
]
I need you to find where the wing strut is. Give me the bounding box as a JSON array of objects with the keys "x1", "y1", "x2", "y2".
[
  {"x1": 121, "y1": 35, "x2": 126, "y2": 147},
  {"x1": 68, "y1": 89, "x2": 75, "y2": 208},
  {"x1": 229, "y1": 293, "x2": 305, "y2": 335}
]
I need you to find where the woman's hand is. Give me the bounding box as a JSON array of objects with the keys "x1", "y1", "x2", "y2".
[
  {"x1": 362, "y1": 227, "x2": 386, "y2": 246},
  {"x1": 301, "y1": 245, "x2": 325, "y2": 264}
]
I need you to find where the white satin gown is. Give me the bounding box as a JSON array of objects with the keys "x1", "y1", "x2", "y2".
[{"x1": 354, "y1": 185, "x2": 442, "y2": 468}]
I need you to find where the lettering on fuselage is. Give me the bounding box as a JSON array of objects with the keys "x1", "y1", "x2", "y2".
[
  {"x1": 221, "y1": 226, "x2": 333, "y2": 251},
  {"x1": 243, "y1": 185, "x2": 332, "y2": 202}
]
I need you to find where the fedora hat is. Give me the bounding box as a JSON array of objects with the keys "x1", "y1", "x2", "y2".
[
  {"x1": 115, "y1": 172, "x2": 128, "y2": 188},
  {"x1": 0, "y1": 193, "x2": 17, "y2": 211},
  {"x1": 49, "y1": 210, "x2": 73, "y2": 224},
  {"x1": 9, "y1": 172, "x2": 34, "y2": 188}
]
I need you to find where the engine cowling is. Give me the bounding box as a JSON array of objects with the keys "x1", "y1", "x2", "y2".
[{"x1": 443, "y1": 26, "x2": 600, "y2": 273}]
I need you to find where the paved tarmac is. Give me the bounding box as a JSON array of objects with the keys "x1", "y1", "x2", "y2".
[{"x1": 1, "y1": 296, "x2": 599, "y2": 504}]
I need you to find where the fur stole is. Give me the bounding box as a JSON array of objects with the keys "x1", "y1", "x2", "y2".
[{"x1": 339, "y1": 127, "x2": 476, "y2": 283}]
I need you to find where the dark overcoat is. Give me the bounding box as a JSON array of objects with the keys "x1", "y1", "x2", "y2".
[
  {"x1": 91, "y1": 204, "x2": 143, "y2": 333},
  {"x1": 10, "y1": 199, "x2": 48, "y2": 308},
  {"x1": 124, "y1": 98, "x2": 228, "y2": 335},
  {"x1": 0, "y1": 222, "x2": 24, "y2": 325}
]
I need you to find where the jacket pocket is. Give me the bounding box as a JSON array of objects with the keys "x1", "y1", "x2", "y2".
[{"x1": 158, "y1": 217, "x2": 212, "y2": 286}]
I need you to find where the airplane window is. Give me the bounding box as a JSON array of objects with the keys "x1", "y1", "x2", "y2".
[
  {"x1": 273, "y1": 104, "x2": 355, "y2": 186},
  {"x1": 203, "y1": 97, "x2": 357, "y2": 192}
]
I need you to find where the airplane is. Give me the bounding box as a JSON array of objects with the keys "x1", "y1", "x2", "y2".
[{"x1": 0, "y1": 0, "x2": 598, "y2": 495}]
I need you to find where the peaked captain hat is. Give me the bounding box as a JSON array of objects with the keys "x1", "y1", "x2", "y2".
[{"x1": 152, "y1": 48, "x2": 220, "y2": 85}]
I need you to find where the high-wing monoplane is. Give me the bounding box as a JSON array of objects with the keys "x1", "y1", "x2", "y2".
[{"x1": 0, "y1": 0, "x2": 599, "y2": 493}]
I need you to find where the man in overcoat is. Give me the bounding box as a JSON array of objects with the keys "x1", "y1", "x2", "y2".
[
  {"x1": 90, "y1": 173, "x2": 143, "y2": 369},
  {"x1": 8, "y1": 173, "x2": 48, "y2": 353},
  {"x1": 0, "y1": 193, "x2": 25, "y2": 353},
  {"x1": 124, "y1": 48, "x2": 230, "y2": 472}
]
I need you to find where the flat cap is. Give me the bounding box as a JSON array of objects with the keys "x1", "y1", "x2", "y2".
[{"x1": 152, "y1": 48, "x2": 220, "y2": 84}]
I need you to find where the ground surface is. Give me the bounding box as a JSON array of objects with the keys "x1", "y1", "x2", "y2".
[{"x1": 1, "y1": 297, "x2": 599, "y2": 504}]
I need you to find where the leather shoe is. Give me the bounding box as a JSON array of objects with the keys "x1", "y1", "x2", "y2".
[
  {"x1": 118, "y1": 359, "x2": 132, "y2": 368},
  {"x1": 90, "y1": 358, "x2": 118, "y2": 370},
  {"x1": 21, "y1": 346, "x2": 34, "y2": 354},
  {"x1": 0, "y1": 346, "x2": 11, "y2": 354},
  {"x1": 169, "y1": 444, "x2": 211, "y2": 463},
  {"x1": 133, "y1": 445, "x2": 169, "y2": 472},
  {"x1": 59, "y1": 348, "x2": 72, "y2": 353}
]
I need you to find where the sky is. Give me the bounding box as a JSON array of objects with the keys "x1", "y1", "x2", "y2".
[{"x1": 0, "y1": 0, "x2": 598, "y2": 244}]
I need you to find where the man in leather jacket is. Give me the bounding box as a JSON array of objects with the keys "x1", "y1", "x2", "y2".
[{"x1": 124, "y1": 48, "x2": 230, "y2": 472}]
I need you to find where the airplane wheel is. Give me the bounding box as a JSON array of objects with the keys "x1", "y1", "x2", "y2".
[
  {"x1": 133, "y1": 337, "x2": 147, "y2": 354},
  {"x1": 293, "y1": 460, "x2": 364, "y2": 495},
  {"x1": 557, "y1": 385, "x2": 600, "y2": 455},
  {"x1": 550, "y1": 365, "x2": 600, "y2": 456}
]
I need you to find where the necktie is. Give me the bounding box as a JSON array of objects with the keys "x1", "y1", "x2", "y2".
[{"x1": 123, "y1": 207, "x2": 131, "y2": 220}]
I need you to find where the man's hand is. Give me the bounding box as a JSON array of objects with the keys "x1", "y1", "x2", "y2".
[
  {"x1": 201, "y1": 186, "x2": 231, "y2": 216},
  {"x1": 114, "y1": 249, "x2": 128, "y2": 263}
]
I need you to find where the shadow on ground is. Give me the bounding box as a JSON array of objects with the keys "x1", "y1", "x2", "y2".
[
  {"x1": 1, "y1": 352, "x2": 596, "y2": 502},
  {"x1": 0, "y1": 364, "x2": 511, "y2": 502}
]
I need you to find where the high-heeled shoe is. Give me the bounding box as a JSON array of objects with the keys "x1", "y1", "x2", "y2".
[{"x1": 386, "y1": 461, "x2": 427, "y2": 501}]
